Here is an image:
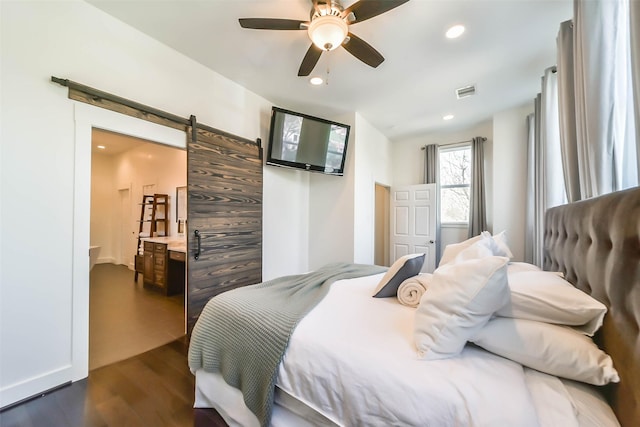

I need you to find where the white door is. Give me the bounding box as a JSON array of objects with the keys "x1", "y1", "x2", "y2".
[{"x1": 390, "y1": 184, "x2": 437, "y2": 272}]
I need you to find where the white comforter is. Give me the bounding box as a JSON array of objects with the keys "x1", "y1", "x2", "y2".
[
  {"x1": 195, "y1": 272, "x2": 618, "y2": 426},
  {"x1": 277, "y1": 272, "x2": 540, "y2": 426}
]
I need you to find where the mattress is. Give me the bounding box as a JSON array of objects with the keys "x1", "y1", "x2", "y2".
[{"x1": 194, "y1": 272, "x2": 619, "y2": 426}]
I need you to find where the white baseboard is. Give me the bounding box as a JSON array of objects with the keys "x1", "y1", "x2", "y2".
[
  {"x1": 93, "y1": 259, "x2": 136, "y2": 271},
  {"x1": 0, "y1": 365, "x2": 72, "y2": 408}
]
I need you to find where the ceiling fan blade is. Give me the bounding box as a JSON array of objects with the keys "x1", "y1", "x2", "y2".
[
  {"x1": 239, "y1": 18, "x2": 307, "y2": 30},
  {"x1": 298, "y1": 44, "x2": 323, "y2": 76},
  {"x1": 343, "y1": 0, "x2": 410, "y2": 24},
  {"x1": 342, "y1": 33, "x2": 384, "y2": 68}
]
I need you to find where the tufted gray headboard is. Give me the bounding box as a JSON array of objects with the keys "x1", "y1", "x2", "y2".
[{"x1": 544, "y1": 186, "x2": 640, "y2": 427}]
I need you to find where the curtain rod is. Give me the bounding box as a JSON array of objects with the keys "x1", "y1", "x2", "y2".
[{"x1": 421, "y1": 137, "x2": 486, "y2": 150}]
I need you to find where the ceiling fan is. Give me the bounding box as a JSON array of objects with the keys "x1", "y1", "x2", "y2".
[{"x1": 239, "y1": 0, "x2": 410, "y2": 76}]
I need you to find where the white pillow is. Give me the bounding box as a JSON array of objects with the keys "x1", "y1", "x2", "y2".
[
  {"x1": 450, "y1": 235, "x2": 497, "y2": 263},
  {"x1": 507, "y1": 262, "x2": 541, "y2": 274},
  {"x1": 439, "y1": 231, "x2": 513, "y2": 266},
  {"x1": 414, "y1": 256, "x2": 509, "y2": 360},
  {"x1": 373, "y1": 253, "x2": 425, "y2": 298},
  {"x1": 471, "y1": 317, "x2": 619, "y2": 386},
  {"x1": 438, "y1": 234, "x2": 484, "y2": 266},
  {"x1": 492, "y1": 230, "x2": 514, "y2": 258},
  {"x1": 496, "y1": 270, "x2": 607, "y2": 336}
]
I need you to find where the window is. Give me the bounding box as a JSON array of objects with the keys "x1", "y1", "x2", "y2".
[{"x1": 439, "y1": 145, "x2": 471, "y2": 224}]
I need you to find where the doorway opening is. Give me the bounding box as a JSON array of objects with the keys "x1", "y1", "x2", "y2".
[
  {"x1": 374, "y1": 183, "x2": 390, "y2": 267},
  {"x1": 89, "y1": 128, "x2": 186, "y2": 370}
]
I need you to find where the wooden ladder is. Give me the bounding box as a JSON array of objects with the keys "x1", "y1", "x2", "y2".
[{"x1": 134, "y1": 194, "x2": 169, "y2": 281}]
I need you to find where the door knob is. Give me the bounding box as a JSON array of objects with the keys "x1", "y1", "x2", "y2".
[{"x1": 429, "y1": 240, "x2": 435, "y2": 244}]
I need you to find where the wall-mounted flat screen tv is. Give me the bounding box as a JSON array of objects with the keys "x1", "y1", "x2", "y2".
[{"x1": 266, "y1": 107, "x2": 351, "y2": 176}]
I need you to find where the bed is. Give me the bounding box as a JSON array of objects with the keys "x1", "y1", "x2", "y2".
[{"x1": 189, "y1": 187, "x2": 640, "y2": 427}]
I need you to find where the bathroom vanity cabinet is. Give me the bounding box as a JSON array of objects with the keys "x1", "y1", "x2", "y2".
[{"x1": 141, "y1": 237, "x2": 185, "y2": 296}]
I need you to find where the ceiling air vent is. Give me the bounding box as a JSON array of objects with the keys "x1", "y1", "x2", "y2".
[{"x1": 456, "y1": 84, "x2": 476, "y2": 99}]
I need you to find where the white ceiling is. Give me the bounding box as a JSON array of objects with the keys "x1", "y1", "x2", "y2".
[
  {"x1": 92, "y1": 128, "x2": 146, "y2": 155},
  {"x1": 87, "y1": 0, "x2": 572, "y2": 141}
]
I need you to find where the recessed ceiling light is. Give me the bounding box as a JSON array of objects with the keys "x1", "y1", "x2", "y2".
[
  {"x1": 443, "y1": 114, "x2": 454, "y2": 121},
  {"x1": 310, "y1": 77, "x2": 323, "y2": 85},
  {"x1": 446, "y1": 25, "x2": 465, "y2": 39},
  {"x1": 97, "y1": 145, "x2": 106, "y2": 149}
]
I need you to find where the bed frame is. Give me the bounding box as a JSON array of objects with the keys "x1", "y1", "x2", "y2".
[{"x1": 544, "y1": 186, "x2": 640, "y2": 427}]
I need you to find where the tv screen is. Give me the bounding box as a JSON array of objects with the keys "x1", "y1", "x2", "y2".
[{"x1": 266, "y1": 107, "x2": 351, "y2": 176}]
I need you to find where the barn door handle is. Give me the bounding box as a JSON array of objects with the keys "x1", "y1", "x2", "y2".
[{"x1": 194, "y1": 230, "x2": 201, "y2": 260}]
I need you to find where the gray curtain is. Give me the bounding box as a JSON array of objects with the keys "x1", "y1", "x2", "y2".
[
  {"x1": 573, "y1": 0, "x2": 616, "y2": 197},
  {"x1": 536, "y1": 69, "x2": 568, "y2": 266},
  {"x1": 532, "y1": 94, "x2": 544, "y2": 267},
  {"x1": 525, "y1": 113, "x2": 536, "y2": 264},
  {"x1": 525, "y1": 67, "x2": 566, "y2": 267},
  {"x1": 424, "y1": 143, "x2": 440, "y2": 264},
  {"x1": 631, "y1": 0, "x2": 640, "y2": 177},
  {"x1": 558, "y1": 0, "x2": 640, "y2": 199},
  {"x1": 528, "y1": 69, "x2": 567, "y2": 268},
  {"x1": 540, "y1": 67, "x2": 567, "y2": 209},
  {"x1": 468, "y1": 137, "x2": 486, "y2": 238},
  {"x1": 557, "y1": 20, "x2": 582, "y2": 203},
  {"x1": 424, "y1": 144, "x2": 437, "y2": 184}
]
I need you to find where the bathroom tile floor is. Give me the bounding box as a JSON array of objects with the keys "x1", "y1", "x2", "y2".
[{"x1": 89, "y1": 263, "x2": 185, "y2": 370}]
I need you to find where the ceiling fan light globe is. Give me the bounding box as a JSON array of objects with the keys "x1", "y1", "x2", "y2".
[{"x1": 308, "y1": 15, "x2": 348, "y2": 51}]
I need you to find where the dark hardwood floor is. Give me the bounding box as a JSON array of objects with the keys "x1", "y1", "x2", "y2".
[{"x1": 0, "y1": 337, "x2": 227, "y2": 427}]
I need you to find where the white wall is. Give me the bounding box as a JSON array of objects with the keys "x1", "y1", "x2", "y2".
[
  {"x1": 0, "y1": 0, "x2": 308, "y2": 407},
  {"x1": 262, "y1": 167, "x2": 310, "y2": 275},
  {"x1": 308, "y1": 171, "x2": 355, "y2": 270},
  {"x1": 91, "y1": 142, "x2": 187, "y2": 267},
  {"x1": 308, "y1": 112, "x2": 356, "y2": 270},
  {"x1": 113, "y1": 142, "x2": 187, "y2": 241},
  {"x1": 353, "y1": 113, "x2": 393, "y2": 264},
  {"x1": 391, "y1": 120, "x2": 494, "y2": 258},
  {"x1": 305, "y1": 112, "x2": 392, "y2": 269},
  {"x1": 492, "y1": 102, "x2": 533, "y2": 261},
  {"x1": 90, "y1": 153, "x2": 117, "y2": 263}
]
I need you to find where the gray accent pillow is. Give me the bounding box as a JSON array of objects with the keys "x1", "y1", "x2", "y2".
[{"x1": 373, "y1": 253, "x2": 426, "y2": 298}]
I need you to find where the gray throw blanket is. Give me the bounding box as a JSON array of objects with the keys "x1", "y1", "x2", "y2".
[{"x1": 188, "y1": 262, "x2": 387, "y2": 427}]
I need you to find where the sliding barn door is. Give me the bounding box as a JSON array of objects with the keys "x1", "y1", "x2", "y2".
[{"x1": 186, "y1": 126, "x2": 263, "y2": 331}]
